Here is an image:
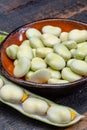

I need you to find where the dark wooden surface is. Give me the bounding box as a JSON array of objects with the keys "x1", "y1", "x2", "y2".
[{"x1": 0, "y1": 0, "x2": 87, "y2": 130}]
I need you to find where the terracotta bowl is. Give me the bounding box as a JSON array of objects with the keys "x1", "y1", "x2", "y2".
[{"x1": 0, "y1": 19, "x2": 87, "y2": 96}]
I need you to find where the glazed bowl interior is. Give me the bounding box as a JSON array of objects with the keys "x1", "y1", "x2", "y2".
[{"x1": 0, "y1": 19, "x2": 87, "y2": 96}]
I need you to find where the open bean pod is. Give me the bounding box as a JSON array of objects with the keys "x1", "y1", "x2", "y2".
[{"x1": 0, "y1": 75, "x2": 84, "y2": 127}]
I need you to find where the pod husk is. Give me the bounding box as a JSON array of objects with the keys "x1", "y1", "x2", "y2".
[{"x1": 0, "y1": 74, "x2": 84, "y2": 127}]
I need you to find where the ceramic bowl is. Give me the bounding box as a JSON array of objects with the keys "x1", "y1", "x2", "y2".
[{"x1": 0, "y1": 19, "x2": 87, "y2": 96}]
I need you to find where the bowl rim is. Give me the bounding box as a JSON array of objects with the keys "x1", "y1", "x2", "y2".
[{"x1": 0, "y1": 18, "x2": 87, "y2": 89}]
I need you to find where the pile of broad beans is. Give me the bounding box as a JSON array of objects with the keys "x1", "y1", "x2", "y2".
[
  {"x1": 0, "y1": 75, "x2": 84, "y2": 127},
  {"x1": 6, "y1": 25, "x2": 87, "y2": 84}
]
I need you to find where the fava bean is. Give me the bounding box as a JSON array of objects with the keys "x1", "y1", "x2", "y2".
[
  {"x1": 45, "y1": 52, "x2": 65, "y2": 70},
  {"x1": 14, "y1": 57, "x2": 31, "y2": 78},
  {"x1": 36, "y1": 47, "x2": 53, "y2": 58},
  {"x1": 69, "y1": 59, "x2": 87, "y2": 75},
  {"x1": 67, "y1": 59, "x2": 76, "y2": 67},
  {"x1": 41, "y1": 33, "x2": 61, "y2": 47},
  {"x1": 47, "y1": 105, "x2": 71, "y2": 124},
  {"x1": 29, "y1": 37, "x2": 44, "y2": 48},
  {"x1": 71, "y1": 49, "x2": 86, "y2": 60},
  {"x1": 60, "y1": 32, "x2": 69, "y2": 42},
  {"x1": 48, "y1": 78, "x2": 69, "y2": 84},
  {"x1": 62, "y1": 40, "x2": 77, "y2": 50},
  {"x1": 29, "y1": 69, "x2": 51, "y2": 83},
  {"x1": 17, "y1": 43, "x2": 33, "y2": 60},
  {"x1": 22, "y1": 97, "x2": 48, "y2": 115},
  {"x1": 0, "y1": 75, "x2": 84, "y2": 127},
  {"x1": 25, "y1": 71, "x2": 34, "y2": 81},
  {"x1": 31, "y1": 57, "x2": 47, "y2": 71},
  {"x1": 26, "y1": 28, "x2": 41, "y2": 39},
  {"x1": 0, "y1": 84, "x2": 24, "y2": 103},
  {"x1": 62, "y1": 67, "x2": 82, "y2": 82},
  {"x1": 6, "y1": 44, "x2": 19, "y2": 60},
  {"x1": 69, "y1": 29, "x2": 87, "y2": 42},
  {"x1": 54, "y1": 44, "x2": 71, "y2": 60},
  {"x1": 48, "y1": 67, "x2": 61, "y2": 79},
  {"x1": 77, "y1": 42, "x2": 87, "y2": 48},
  {"x1": 42, "y1": 25, "x2": 61, "y2": 36},
  {"x1": 21, "y1": 40, "x2": 30, "y2": 46}
]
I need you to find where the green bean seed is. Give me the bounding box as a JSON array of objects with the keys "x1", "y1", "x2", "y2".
[
  {"x1": 36, "y1": 47, "x2": 53, "y2": 58},
  {"x1": 77, "y1": 42, "x2": 87, "y2": 48},
  {"x1": 69, "y1": 29, "x2": 87, "y2": 42},
  {"x1": 6, "y1": 44, "x2": 19, "y2": 60},
  {"x1": 48, "y1": 67, "x2": 61, "y2": 79},
  {"x1": 22, "y1": 97, "x2": 48, "y2": 115},
  {"x1": 69, "y1": 59, "x2": 87, "y2": 75},
  {"x1": 42, "y1": 25, "x2": 61, "y2": 36},
  {"x1": 71, "y1": 49, "x2": 86, "y2": 60},
  {"x1": 54, "y1": 44, "x2": 71, "y2": 60},
  {"x1": 17, "y1": 43, "x2": 33, "y2": 60},
  {"x1": 31, "y1": 57, "x2": 47, "y2": 71},
  {"x1": 0, "y1": 84, "x2": 24, "y2": 103},
  {"x1": 21, "y1": 40, "x2": 30, "y2": 46},
  {"x1": 26, "y1": 28, "x2": 41, "y2": 39},
  {"x1": 47, "y1": 105, "x2": 71, "y2": 124},
  {"x1": 45, "y1": 52, "x2": 65, "y2": 70},
  {"x1": 29, "y1": 69, "x2": 51, "y2": 83},
  {"x1": 62, "y1": 40, "x2": 77, "y2": 50},
  {"x1": 60, "y1": 32, "x2": 69, "y2": 42},
  {"x1": 14, "y1": 57, "x2": 31, "y2": 78},
  {"x1": 48, "y1": 78, "x2": 69, "y2": 84},
  {"x1": 29, "y1": 37, "x2": 44, "y2": 48},
  {"x1": 67, "y1": 59, "x2": 76, "y2": 67},
  {"x1": 62, "y1": 67, "x2": 82, "y2": 82},
  {"x1": 41, "y1": 33, "x2": 61, "y2": 47},
  {"x1": 25, "y1": 71, "x2": 34, "y2": 81}
]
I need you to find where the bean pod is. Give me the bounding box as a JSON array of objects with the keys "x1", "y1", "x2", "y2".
[{"x1": 0, "y1": 75, "x2": 84, "y2": 127}]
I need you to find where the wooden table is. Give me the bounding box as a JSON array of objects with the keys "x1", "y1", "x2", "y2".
[{"x1": 0, "y1": 0, "x2": 87, "y2": 130}]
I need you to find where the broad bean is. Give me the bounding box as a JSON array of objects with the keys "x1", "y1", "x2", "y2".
[
  {"x1": 48, "y1": 67, "x2": 61, "y2": 79},
  {"x1": 47, "y1": 105, "x2": 71, "y2": 124},
  {"x1": 31, "y1": 57, "x2": 47, "y2": 71},
  {"x1": 45, "y1": 52, "x2": 65, "y2": 70},
  {"x1": 69, "y1": 29, "x2": 87, "y2": 42},
  {"x1": 41, "y1": 33, "x2": 61, "y2": 47},
  {"x1": 36, "y1": 47, "x2": 53, "y2": 58},
  {"x1": 22, "y1": 97, "x2": 48, "y2": 115},
  {"x1": 69, "y1": 59, "x2": 87, "y2": 75},
  {"x1": 17, "y1": 43, "x2": 33, "y2": 60},
  {"x1": 14, "y1": 57, "x2": 31, "y2": 78},
  {"x1": 48, "y1": 78, "x2": 69, "y2": 84},
  {"x1": 62, "y1": 40, "x2": 77, "y2": 50},
  {"x1": 42, "y1": 25, "x2": 61, "y2": 36},
  {"x1": 29, "y1": 69, "x2": 51, "y2": 83},
  {"x1": 60, "y1": 32, "x2": 69, "y2": 42},
  {"x1": 6, "y1": 44, "x2": 19, "y2": 60},
  {"x1": 26, "y1": 28, "x2": 41, "y2": 39},
  {"x1": 29, "y1": 37, "x2": 44, "y2": 48},
  {"x1": 54, "y1": 44, "x2": 71, "y2": 60},
  {"x1": 62, "y1": 67, "x2": 82, "y2": 82},
  {"x1": 0, "y1": 84, "x2": 24, "y2": 103}
]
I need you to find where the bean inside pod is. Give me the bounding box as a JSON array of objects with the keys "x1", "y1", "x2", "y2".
[{"x1": 0, "y1": 75, "x2": 84, "y2": 127}]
